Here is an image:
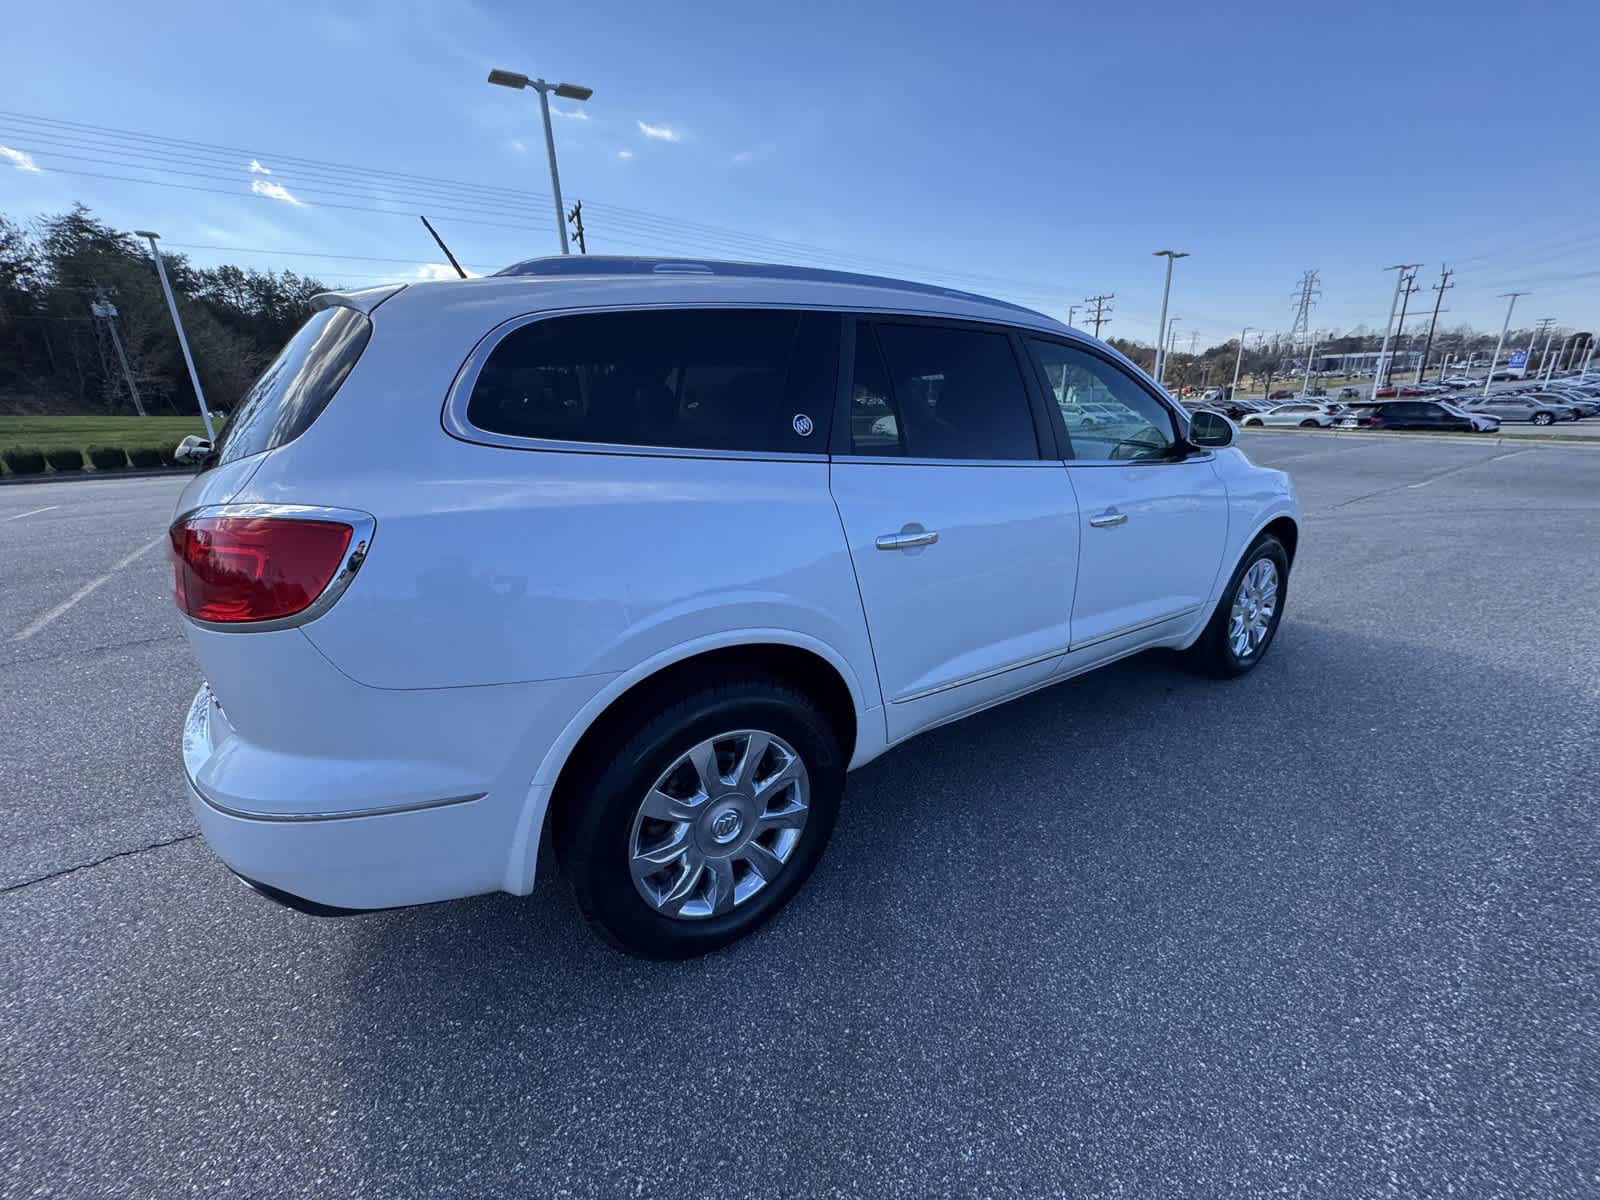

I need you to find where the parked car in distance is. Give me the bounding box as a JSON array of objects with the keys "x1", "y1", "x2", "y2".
[
  {"x1": 1337, "y1": 386, "x2": 1363, "y2": 400},
  {"x1": 1374, "y1": 385, "x2": 1398, "y2": 398},
  {"x1": 1437, "y1": 401, "x2": 1500, "y2": 432},
  {"x1": 1268, "y1": 389, "x2": 1296, "y2": 400},
  {"x1": 1457, "y1": 396, "x2": 1570, "y2": 425},
  {"x1": 1337, "y1": 401, "x2": 1479, "y2": 432},
  {"x1": 1242, "y1": 402, "x2": 1343, "y2": 428},
  {"x1": 1536, "y1": 390, "x2": 1600, "y2": 417},
  {"x1": 170, "y1": 257, "x2": 1302, "y2": 959}
]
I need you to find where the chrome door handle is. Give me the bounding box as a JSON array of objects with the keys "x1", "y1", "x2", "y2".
[
  {"x1": 1088, "y1": 510, "x2": 1128, "y2": 528},
  {"x1": 875, "y1": 529, "x2": 939, "y2": 550}
]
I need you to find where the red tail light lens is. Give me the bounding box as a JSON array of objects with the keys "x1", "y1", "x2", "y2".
[{"x1": 169, "y1": 516, "x2": 354, "y2": 623}]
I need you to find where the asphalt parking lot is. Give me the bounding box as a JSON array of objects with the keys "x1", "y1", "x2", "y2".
[{"x1": 4, "y1": 435, "x2": 1598, "y2": 1199}]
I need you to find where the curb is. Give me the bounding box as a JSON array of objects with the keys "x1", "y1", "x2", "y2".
[
  {"x1": 1239, "y1": 427, "x2": 1600, "y2": 450},
  {"x1": 0, "y1": 466, "x2": 196, "y2": 486}
]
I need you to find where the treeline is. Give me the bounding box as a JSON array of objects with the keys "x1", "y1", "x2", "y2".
[{"x1": 0, "y1": 205, "x2": 334, "y2": 416}]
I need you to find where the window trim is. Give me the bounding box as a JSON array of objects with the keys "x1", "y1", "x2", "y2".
[
  {"x1": 442, "y1": 303, "x2": 842, "y2": 462},
  {"x1": 1023, "y1": 334, "x2": 1209, "y2": 467},
  {"x1": 828, "y1": 312, "x2": 1060, "y2": 466}
]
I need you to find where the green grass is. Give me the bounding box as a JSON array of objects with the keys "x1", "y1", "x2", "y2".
[{"x1": 0, "y1": 416, "x2": 205, "y2": 470}]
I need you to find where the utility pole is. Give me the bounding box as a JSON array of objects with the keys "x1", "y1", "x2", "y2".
[
  {"x1": 566, "y1": 201, "x2": 588, "y2": 254},
  {"x1": 90, "y1": 293, "x2": 146, "y2": 416},
  {"x1": 1414, "y1": 265, "x2": 1453, "y2": 383},
  {"x1": 1483, "y1": 292, "x2": 1528, "y2": 397},
  {"x1": 1084, "y1": 293, "x2": 1114, "y2": 338},
  {"x1": 1386, "y1": 269, "x2": 1421, "y2": 385},
  {"x1": 1229, "y1": 326, "x2": 1251, "y2": 398},
  {"x1": 1160, "y1": 317, "x2": 1182, "y2": 386},
  {"x1": 1525, "y1": 317, "x2": 1553, "y2": 377},
  {"x1": 1371, "y1": 263, "x2": 1421, "y2": 401}
]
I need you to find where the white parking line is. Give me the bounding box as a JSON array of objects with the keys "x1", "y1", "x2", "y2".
[
  {"x1": 1408, "y1": 447, "x2": 1533, "y2": 488},
  {"x1": 3, "y1": 505, "x2": 59, "y2": 522},
  {"x1": 11, "y1": 536, "x2": 166, "y2": 642}
]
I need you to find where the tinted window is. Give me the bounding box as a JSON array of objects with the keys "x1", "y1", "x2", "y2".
[
  {"x1": 216, "y1": 307, "x2": 372, "y2": 466},
  {"x1": 466, "y1": 309, "x2": 835, "y2": 453},
  {"x1": 1028, "y1": 339, "x2": 1175, "y2": 461},
  {"x1": 851, "y1": 323, "x2": 1038, "y2": 460}
]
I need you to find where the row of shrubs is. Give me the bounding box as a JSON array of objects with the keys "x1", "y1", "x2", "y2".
[{"x1": 1, "y1": 445, "x2": 178, "y2": 475}]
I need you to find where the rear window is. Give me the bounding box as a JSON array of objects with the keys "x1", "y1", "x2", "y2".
[
  {"x1": 215, "y1": 307, "x2": 372, "y2": 466},
  {"x1": 465, "y1": 308, "x2": 837, "y2": 454}
]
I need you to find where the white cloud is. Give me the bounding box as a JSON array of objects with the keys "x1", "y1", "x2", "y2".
[
  {"x1": 1, "y1": 145, "x2": 42, "y2": 173},
  {"x1": 731, "y1": 150, "x2": 754, "y2": 165},
  {"x1": 551, "y1": 108, "x2": 589, "y2": 121},
  {"x1": 416, "y1": 262, "x2": 474, "y2": 280},
  {"x1": 507, "y1": 138, "x2": 528, "y2": 154},
  {"x1": 636, "y1": 120, "x2": 681, "y2": 143},
  {"x1": 248, "y1": 159, "x2": 272, "y2": 175},
  {"x1": 251, "y1": 178, "x2": 302, "y2": 205},
  {"x1": 617, "y1": 149, "x2": 635, "y2": 160}
]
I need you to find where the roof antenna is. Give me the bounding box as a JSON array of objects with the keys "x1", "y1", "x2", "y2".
[{"x1": 419, "y1": 215, "x2": 467, "y2": 279}]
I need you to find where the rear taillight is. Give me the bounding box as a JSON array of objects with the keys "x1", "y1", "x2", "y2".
[{"x1": 169, "y1": 516, "x2": 354, "y2": 623}]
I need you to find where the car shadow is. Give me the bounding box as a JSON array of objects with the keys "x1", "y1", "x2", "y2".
[{"x1": 324, "y1": 619, "x2": 1597, "y2": 1194}]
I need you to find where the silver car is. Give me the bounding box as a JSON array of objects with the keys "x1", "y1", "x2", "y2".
[
  {"x1": 1460, "y1": 396, "x2": 1572, "y2": 426},
  {"x1": 1241, "y1": 401, "x2": 1342, "y2": 429}
]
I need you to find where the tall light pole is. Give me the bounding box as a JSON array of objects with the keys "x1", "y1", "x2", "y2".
[
  {"x1": 1067, "y1": 304, "x2": 1079, "y2": 327},
  {"x1": 135, "y1": 230, "x2": 214, "y2": 441},
  {"x1": 1230, "y1": 326, "x2": 1251, "y2": 397},
  {"x1": 488, "y1": 67, "x2": 593, "y2": 254},
  {"x1": 1370, "y1": 263, "x2": 1421, "y2": 401},
  {"x1": 1151, "y1": 249, "x2": 1188, "y2": 385},
  {"x1": 1484, "y1": 292, "x2": 1527, "y2": 398}
]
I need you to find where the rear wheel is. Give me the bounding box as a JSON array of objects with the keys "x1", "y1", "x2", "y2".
[
  {"x1": 1533, "y1": 412, "x2": 1554, "y2": 426},
  {"x1": 1186, "y1": 535, "x2": 1289, "y2": 678},
  {"x1": 1299, "y1": 419, "x2": 1320, "y2": 428},
  {"x1": 556, "y1": 675, "x2": 844, "y2": 959},
  {"x1": 1244, "y1": 418, "x2": 1263, "y2": 426}
]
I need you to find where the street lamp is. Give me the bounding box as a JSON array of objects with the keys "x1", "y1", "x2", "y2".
[
  {"x1": 135, "y1": 230, "x2": 214, "y2": 440},
  {"x1": 1151, "y1": 249, "x2": 1188, "y2": 384},
  {"x1": 488, "y1": 67, "x2": 593, "y2": 254},
  {"x1": 1067, "y1": 304, "x2": 1079, "y2": 328}
]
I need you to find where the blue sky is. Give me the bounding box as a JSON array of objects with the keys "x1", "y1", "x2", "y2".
[{"x1": 3, "y1": 0, "x2": 1597, "y2": 346}]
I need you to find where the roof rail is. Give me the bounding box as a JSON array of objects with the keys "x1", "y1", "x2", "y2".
[{"x1": 492, "y1": 255, "x2": 1045, "y2": 318}]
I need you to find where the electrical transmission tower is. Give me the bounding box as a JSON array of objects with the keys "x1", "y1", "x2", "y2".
[
  {"x1": 1084, "y1": 293, "x2": 1114, "y2": 338},
  {"x1": 1288, "y1": 270, "x2": 1321, "y2": 376}
]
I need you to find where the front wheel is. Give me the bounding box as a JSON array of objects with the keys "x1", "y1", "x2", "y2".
[
  {"x1": 556, "y1": 675, "x2": 844, "y2": 959},
  {"x1": 1533, "y1": 412, "x2": 1554, "y2": 426},
  {"x1": 1186, "y1": 535, "x2": 1290, "y2": 678},
  {"x1": 1244, "y1": 418, "x2": 1263, "y2": 427},
  {"x1": 1300, "y1": 419, "x2": 1320, "y2": 428}
]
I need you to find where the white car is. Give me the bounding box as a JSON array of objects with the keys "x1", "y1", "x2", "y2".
[
  {"x1": 171, "y1": 258, "x2": 1301, "y2": 958},
  {"x1": 1241, "y1": 401, "x2": 1342, "y2": 428}
]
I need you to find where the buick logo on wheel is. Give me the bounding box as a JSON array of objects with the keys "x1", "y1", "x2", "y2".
[{"x1": 792, "y1": 413, "x2": 814, "y2": 437}]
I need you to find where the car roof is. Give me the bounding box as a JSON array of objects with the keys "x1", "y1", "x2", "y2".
[{"x1": 325, "y1": 254, "x2": 1110, "y2": 353}]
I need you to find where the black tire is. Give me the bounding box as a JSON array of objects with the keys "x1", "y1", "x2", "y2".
[
  {"x1": 1532, "y1": 412, "x2": 1554, "y2": 426},
  {"x1": 1244, "y1": 418, "x2": 1262, "y2": 427},
  {"x1": 555, "y1": 674, "x2": 844, "y2": 960},
  {"x1": 1186, "y1": 534, "x2": 1290, "y2": 679},
  {"x1": 1299, "y1": 419, "x2": 1320, "y2": 428}
]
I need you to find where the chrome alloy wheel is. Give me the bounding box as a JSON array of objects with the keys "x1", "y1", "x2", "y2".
[
  {"x1": 1228, "y1": 558, "x2": 1279, "y2": 660},
  {"x1": 628, "y1": 730, "x2": 810, "y2": 920}
]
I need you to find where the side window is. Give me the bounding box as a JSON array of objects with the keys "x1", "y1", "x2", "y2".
[
  {"x1": 853, "y1": 322, "x2": 1039, "y2": 460},
  {"x1": 465, "y1": 308, "x2": 835, "y2": 453},
  {"x1": 1028, "y1": 339, "x2": 1176, "y2": 461}
]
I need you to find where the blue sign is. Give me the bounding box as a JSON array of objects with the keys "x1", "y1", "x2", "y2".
[{"x1": 1508, "y1": 350, "x2": 1528, "y2": 369}]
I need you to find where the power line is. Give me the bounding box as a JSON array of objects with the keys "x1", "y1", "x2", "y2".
[{"x1": 0, "y1": 111, "x2": 1077, "y2": 302}]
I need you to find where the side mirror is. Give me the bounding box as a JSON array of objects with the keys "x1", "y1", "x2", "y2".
[
  {"x1": 1188, "y1": 409, "x2": 1236, "y2": 449},
  {"x1": 174, "y1": 435, "x2": 213, "y2": 465}
]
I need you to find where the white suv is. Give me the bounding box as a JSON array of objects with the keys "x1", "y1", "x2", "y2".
[{"x1": 172, "y1": 258, "x2": 1300, "y2": 958}]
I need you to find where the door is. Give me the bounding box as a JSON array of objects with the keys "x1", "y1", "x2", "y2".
[
  {"x1": 1026, "y1": 337, "x2": 1230, "y2": 650},
  {"x1": 830, "y1": 319, "x2": 1079, "y2": 742}
]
